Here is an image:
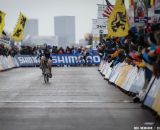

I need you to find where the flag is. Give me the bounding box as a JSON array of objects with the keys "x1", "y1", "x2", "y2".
[
  {"x1": 130, "y1": 0, "x2": 134, "y2": 6},
  {"x1": 0, "y1": 10, "x2": 6, "y2": 37},
  {"x1": 148, "y1": 0, "x2": 155, "y2": 7},
  {"x1": 102, "y1": 0, "x2": 114, "y2": 18},
  {"x1": 151, "y1": 0, "x2": 155, "y2": 6},
  {"x1": 108, "y1": 0, "x2": 129, "y2": 37},
  {"x1": 12, "y1": 12, "x2": 27, "y2": 41}
]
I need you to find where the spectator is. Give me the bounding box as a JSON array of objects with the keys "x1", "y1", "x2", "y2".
[
  {"x1": 57, "y1": 47, "x2": 65, "y2": 54},
  {"x1": 97, "y1": 23, "x2": 160, "y2": 90}
]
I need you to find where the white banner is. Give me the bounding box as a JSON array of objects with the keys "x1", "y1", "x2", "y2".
[
  {"x1": 154, "y1": 14, "x2": 160, "y2": 23},
  {"x1": 129, "y1": 6, "x2": 134, "y2": 24},
  {"x1": 92, "y1": 18, "x2": 108, "y2": 36},
  {"x1": 97, "y1": 4, "x2": 107, "y2": 19},
  {"x1": 148, "y1": 7, "x2": 155, "y2": 23}
]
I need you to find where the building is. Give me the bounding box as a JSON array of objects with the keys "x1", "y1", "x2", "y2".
[
  {"x1": 54, "y1": 16, "x2": 75, "y2": 47},
  {"x1": 24, "y1": 19, "x2": 39, "y2": 37},
  {"x1": 79, "y1": 39, "x2": 88, "y2": 46},
  {"x1": 23, "y1": 36, "x2": 58, "y2": 46}
]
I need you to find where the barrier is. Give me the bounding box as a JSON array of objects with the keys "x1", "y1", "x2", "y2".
[
  {"x1": 152, "y1": 85, "x2": 160, "y2": 116},
  {"x1": 0, "y1": 56, "x2": 4, "y2": 71},
  {"x1": 52, "y1": 54, "x2": 100, "y2": 65},
  {"x1": 15, "y1": 54, "x2": 101, "y2": 67},
  {"x1": 0, "y1": 54, "x2": 101, "y2": 70},
  {"x1": 98, "y1": 60, "x2": 105, "y2": 71},
  {"x1": 99, "y1": 60, "x2": 107, "y2": 72},
  {"x1": 0, "y1": 56, "x2": 19, "y2": 72},
  {"x1": 99, "y1": 60, "x2": 160, "y2": 116},
  {"x1": 115, "y1": 64, "x2": 133, "y2": 89},
  {"x1": 101, "y1": 62, "x2": 109, "y2": 75},
  {"x1": 101, "y1": 61, "x2": 145, "y2": 93},
  {"x1": 8, "y1": 56, "x2": 16, "y2": 68},
  {"x1": 144, "y1": 78, "x2": 160, "y2": 116},
  {"x1": 105, "y1": 63, "x2": 123, "y2": 80},
  {"x1": 14, "y1": 55, "x2": 39, "y2": 67},
  {"x1": 129, "y1": 69, "x2": 145, "y2": 93},
  {"x1": 13, "y1": 56, "x2": 19, "y2": 67}
]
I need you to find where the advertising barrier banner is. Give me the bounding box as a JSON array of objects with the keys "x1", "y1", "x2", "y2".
[
  {"x1": 15, "y1": 54, "x2": 101, "y2": 66},
  {"x1": 52, "y1": 54, "x2": 101, "y2": 65},
  {"x1": 15, "y1": 55, "x2": 40, "y2": 67}
]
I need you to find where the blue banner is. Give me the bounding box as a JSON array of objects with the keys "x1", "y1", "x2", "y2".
[
  {"x1": 15, "y1": 55, "x2": 39, "y2": 67},
  {"x1": 52, "y1": 54, "x2": 101, "y2": 65},
  {"x1": 15, "y1": 54, "x2": 101, "y2": 66}
]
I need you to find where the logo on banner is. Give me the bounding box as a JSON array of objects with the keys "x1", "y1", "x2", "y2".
[
  {"x1": 15, "y1": 55, "x2": 39, "y2": 66},
  {"x1": 52, "y1": 54, "x2": 101, "y2": 65}
]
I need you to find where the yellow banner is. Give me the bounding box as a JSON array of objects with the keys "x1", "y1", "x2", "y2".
[
  {"x1": 0, "y1": 10, "x2": 6, "y2": 37},
  {"x1": 12, "y1": 12, "x2": 27, "y2": 41},
  {"x1": 108, "y1": 0, "x2": 129, "y2": 37}
]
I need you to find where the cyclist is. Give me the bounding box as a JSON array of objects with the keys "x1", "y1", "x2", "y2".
[{"x1": 41, "y1": 44, "x2": 52, "y2": 78}]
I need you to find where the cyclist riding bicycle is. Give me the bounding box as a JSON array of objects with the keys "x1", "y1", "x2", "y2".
[{"x1": 40, "y1": 44, "x2": 52, "y2": 78}]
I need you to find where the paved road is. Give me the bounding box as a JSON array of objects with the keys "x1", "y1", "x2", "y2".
[{"x1": 0, "y1": 67, "x2": 159, "y2": 130}]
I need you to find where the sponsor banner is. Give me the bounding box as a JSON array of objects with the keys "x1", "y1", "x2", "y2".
[
  {"x1": 15, "y1": 55, "x2": 40, "y2": 67},
  {"x1": 52, "y1": 54, "x2": 101, "y2": 65},
  {"x1": 15, "y1": 54, "x2": 101, "y2": 66},
  {"x1": 134, "y1": 0, "x2": 148, "y2": 23}
]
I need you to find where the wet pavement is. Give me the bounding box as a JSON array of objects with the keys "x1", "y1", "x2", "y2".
[{"x1": 0, "y1": 67, "x2": 159, "y2": 130}]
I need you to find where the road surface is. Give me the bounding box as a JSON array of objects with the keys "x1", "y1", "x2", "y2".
[{"x1": 0, "y1": 67, "x2": 159, "y2": 130}]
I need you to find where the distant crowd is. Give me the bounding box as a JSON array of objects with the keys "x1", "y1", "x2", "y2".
[
  {"x1": 0, "y1": 44, "x2": 96, "y2": 56},
  {"x1": 0, "y1": 44, "x2": 19, "y2": 57}
]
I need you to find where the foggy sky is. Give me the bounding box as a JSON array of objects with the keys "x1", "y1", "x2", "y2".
[{"x1": 0, "y1": 0, "x2": 129, "y2": 42}]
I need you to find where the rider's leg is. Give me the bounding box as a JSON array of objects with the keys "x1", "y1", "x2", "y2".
[
  {"x1": 40, "y1": 56, "x2": 45, "y2": 74},
  {"x1": 40, "y1": 56, "x2": 44, "y2": 68},
  {"x1": 47, "y1": 59, "x2": 52, "y2": 75}
]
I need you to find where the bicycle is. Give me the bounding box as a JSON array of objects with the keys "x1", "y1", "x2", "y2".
[{"x1": 42, "y1": 59, "x2": 50, "y2": 83}]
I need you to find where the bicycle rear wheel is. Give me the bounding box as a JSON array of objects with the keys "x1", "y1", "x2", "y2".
[
  {"x1": 44, "y1": 74, "x2": 47, "y2": 83},
  {"x1": 44, "y1": 72, "x2": 49, "y2": 83}
]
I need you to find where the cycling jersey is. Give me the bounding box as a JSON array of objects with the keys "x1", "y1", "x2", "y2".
[{"x1": 44, "y1": 49, "x2": 52, "y2": 59}]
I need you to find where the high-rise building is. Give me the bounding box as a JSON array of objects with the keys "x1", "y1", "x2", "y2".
[
  {"x1": 54, "y1": 16, "x2": 75, "y2": 47},
  {"x1": 24, "y1": 36, "x2": 58, "y2": 46},
  {"x1": 24, "y1": 19, "x2": 39, "y2": 37}
]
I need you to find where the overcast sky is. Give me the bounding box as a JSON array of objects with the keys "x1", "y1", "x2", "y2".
[{"x1": 0, "y1": 0, "x2": 129, "y2": 42}]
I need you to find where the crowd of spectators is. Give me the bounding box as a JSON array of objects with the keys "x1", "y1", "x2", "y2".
[
  {"x1": 0, "y1": 44, "x2": 19, "y2": 57},
  {"x1": 97, "y1": 23, "x2": 160, "y2": 87},
  {"x1": 0, "y1": 44, "x2": 96, "y2": 66},
  {"x1": 0, "y1": 43, "x2": 96, "y2": 57},
  {"x1": 21, "y1": 45, "x2": 95, "y2": 56}
]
